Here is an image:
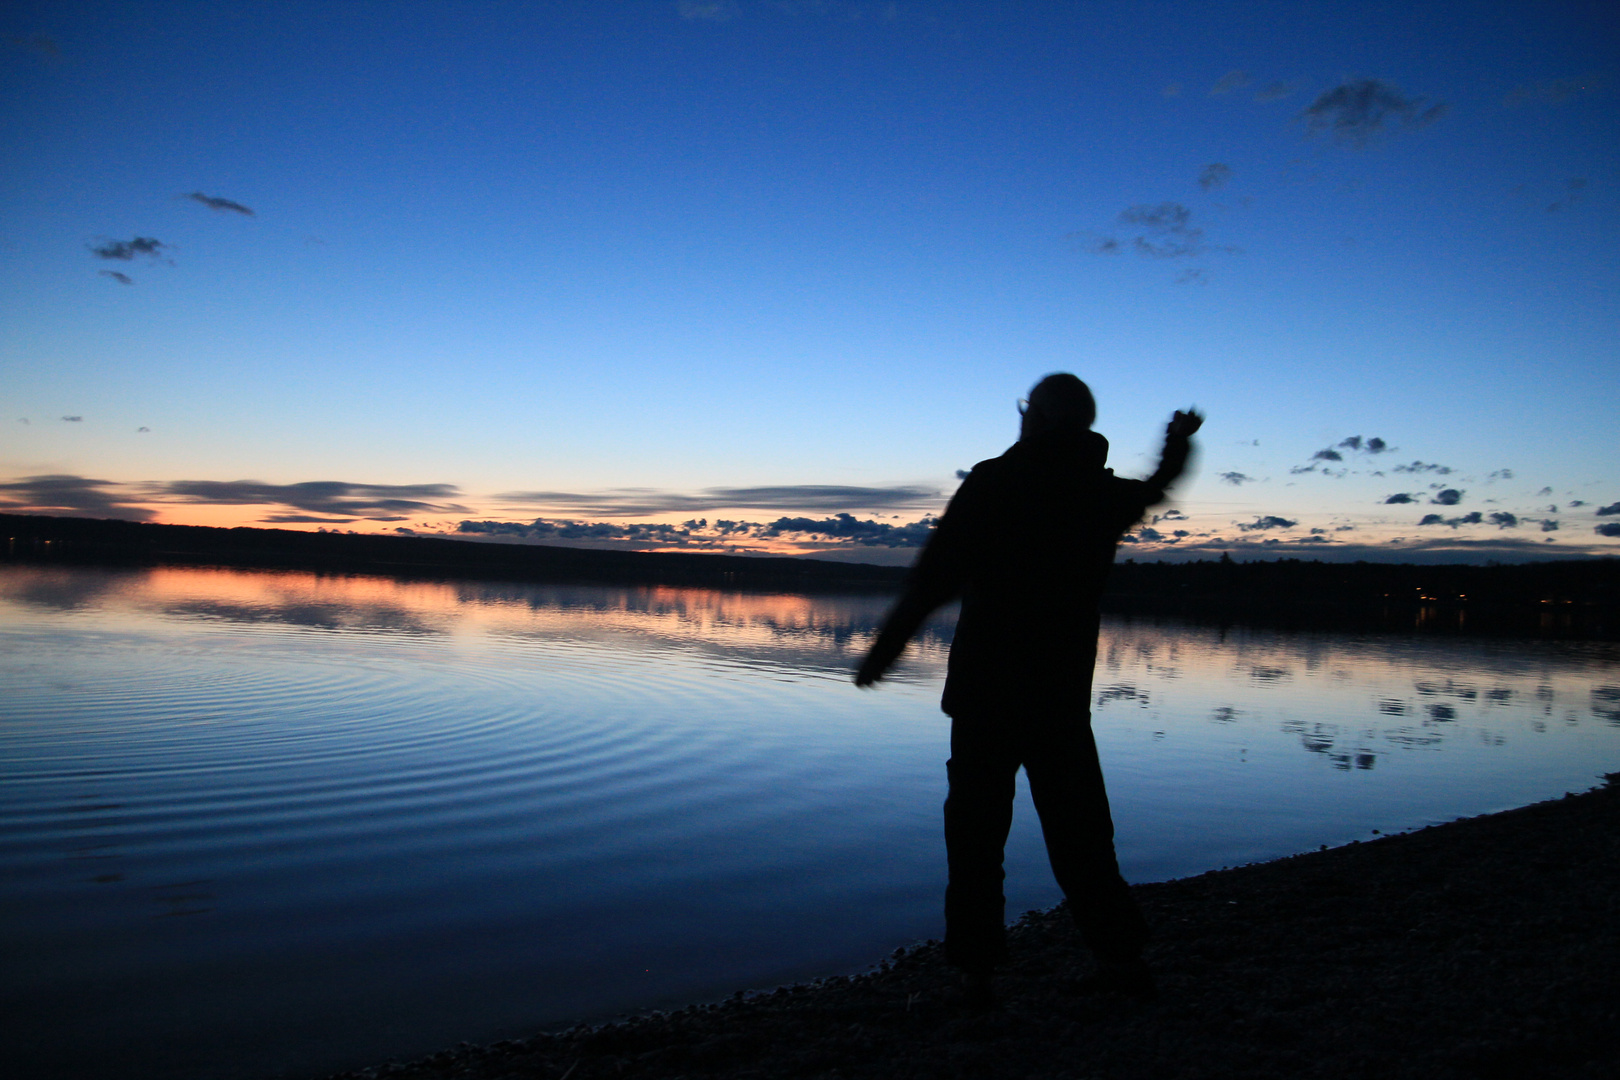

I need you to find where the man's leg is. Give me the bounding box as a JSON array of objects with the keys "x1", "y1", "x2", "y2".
[
  {"x1": 1022, "y1": 714, "x2": 1149, "y2": 965},
  {"x1": 942, "y1": 711, "x2": 1020, "y2": 975}
]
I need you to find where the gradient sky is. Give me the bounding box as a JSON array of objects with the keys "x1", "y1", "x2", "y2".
[{"x1": 3, "y1": 0, "x2": 1617, "y2": 564}]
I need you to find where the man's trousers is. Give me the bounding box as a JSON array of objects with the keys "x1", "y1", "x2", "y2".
[{"x1": 942, "y1": 705, "x2": 1148, "y2": 973}]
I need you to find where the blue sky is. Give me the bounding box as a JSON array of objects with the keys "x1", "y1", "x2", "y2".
[{"x1": 2, "y1": 0, "x2": 1616, "y2": 563}]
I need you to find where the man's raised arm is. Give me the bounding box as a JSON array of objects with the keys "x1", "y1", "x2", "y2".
[{"x1": 1143, "y1": 408, "x2": 1204, "y2": 493}]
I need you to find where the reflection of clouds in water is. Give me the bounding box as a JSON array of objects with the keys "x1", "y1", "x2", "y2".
[
  {"x1": 158, "y1": 599, "x2": 441, "y2": 635},
  {"x1": 1415, "y1": 679, "x2": 1477, "y2": 700},
  {"x1": 1383, "y1": 731, "x2": 1443, "y2": 748},
  {"x1": 1282, "y1": 718, "x2": 1378, "y2": 770},
  {"x1": 1092, "y1": 619, "x2": 1620, "y2": 772},
  {"x1": 1095, "y1": 684, "x2": 1150, "y2": 710}
]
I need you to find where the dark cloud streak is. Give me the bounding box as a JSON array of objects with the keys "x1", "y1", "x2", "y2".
[
  {"x1": 158, "y1": 480, "x2": 469, "y2": 519},
  {"x1": 1419, "y1": 512, "x2": 1483, "y2": 528},
  {"x1": 1237, "y1": 515, "x2": 1297, "y2": 531},
  {"x1": 89, "y1": 237, "x2": 168, "y2": 261},
  {"x1": 1302, "y1": 79, "x2": 1446, "y2": 146},
  {"x1": 184, "y1": 192, "x2": 255, "y2": 216},
  {"x1": 0, "y1": 475, "x2": 157, "y2": 521}
]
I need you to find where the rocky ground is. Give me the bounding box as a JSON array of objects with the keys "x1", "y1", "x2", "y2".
[{"x1": 325, "y1": 773, "x2": 1620, "y2": 1080}]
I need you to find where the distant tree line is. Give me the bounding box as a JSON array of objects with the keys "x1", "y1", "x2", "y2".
[{"x1": 3, "y1": 514, "x2": 1615, "y2": 638}]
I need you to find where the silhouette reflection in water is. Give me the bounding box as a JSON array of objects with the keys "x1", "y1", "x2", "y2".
[{"x1": 856, "y1": 373, "x2": 1202, "y2": 1006}]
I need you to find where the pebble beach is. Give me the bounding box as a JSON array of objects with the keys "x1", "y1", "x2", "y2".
[{"x1": 322, "y1": 772, "x2": 1620, "y2": 1080}]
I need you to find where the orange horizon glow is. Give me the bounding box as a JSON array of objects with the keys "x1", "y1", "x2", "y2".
[{"x1": 3, "y1": 503, "x2": 1613, "y2": 564}]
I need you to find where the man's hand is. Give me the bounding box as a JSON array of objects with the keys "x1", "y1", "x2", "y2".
[
  {"x1": 1167, "y1": 408, "x2": 1204, "y2": 438},
  {"x1": 854, "y1": 653, "x2": 888, "y2": 688}
]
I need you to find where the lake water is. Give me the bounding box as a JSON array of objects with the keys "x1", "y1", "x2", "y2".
[{"x1": 3, "y1": 564, "x2": 1618, "y2": 1080}]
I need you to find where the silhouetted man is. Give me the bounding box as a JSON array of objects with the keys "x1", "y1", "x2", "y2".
[{"x1": 855, "y1": 373, "x2": 1202, "y2": 1005}]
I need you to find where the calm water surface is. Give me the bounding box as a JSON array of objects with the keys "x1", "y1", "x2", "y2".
[{"x1": 3, "y1": 564, "x2": 1617, "y2": 1079}]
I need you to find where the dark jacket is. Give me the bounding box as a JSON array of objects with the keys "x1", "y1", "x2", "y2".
[{"x1": 866, "y1": 431, "x2": 1169, "y2": 715}]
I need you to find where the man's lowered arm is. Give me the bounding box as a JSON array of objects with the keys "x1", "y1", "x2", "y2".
[{"x1": 854, "y1": 475, "x2": 978, "y2": 687}]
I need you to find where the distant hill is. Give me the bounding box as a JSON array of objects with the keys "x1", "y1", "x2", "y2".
[{"x1": 4, "y1": 513, "x2": 1616, "y2": 637}]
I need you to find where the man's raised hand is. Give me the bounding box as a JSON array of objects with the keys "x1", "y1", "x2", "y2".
[{"x1": 1168, "y1": 408, "x2": 1204, "y2": 438}]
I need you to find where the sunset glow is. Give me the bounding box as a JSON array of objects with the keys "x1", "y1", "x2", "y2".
[{"x1": 3, "y1": 2, "x2": 1615, "y2": 564}]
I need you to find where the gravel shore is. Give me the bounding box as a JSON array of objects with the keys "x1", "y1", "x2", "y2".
[{"x1": 326, "y1": 773, "x2": 1620, "y2": 1080}]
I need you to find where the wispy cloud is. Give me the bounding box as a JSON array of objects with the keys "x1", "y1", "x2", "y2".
[
  {"x1": 156, "y1": 480, "x2": 470, "y2": 521},
  {"x1": 99, "y1": 270, "x2": 133, "y2": 285},
  {"x1": 1219, "y1": 472, "x2": 1255, "y2": 486},
  {"x1": 494, "y1": 484, "x2": 940, "y2": 517},
  {"x1": 184, "y1": 192, "x2": 254, "y2": 216},
  {"x1": 1547, "y1": 177, "x2": 1587, "y2": 213},
  {"x1": 1254, "y1": 82, "x2": 1293, "y2": 102},
  {"x1": 1302, "y1": 79, "x2": 1446, "y2": 146},
  {"x1": 1419, "y1": 511, "x2": 1483, "y2": 528},
  {"x1": 61, "y1": 415, "x2": 82, "y2": 422},
  {"x1": 1393, "y1": 461, "x2": 1453, "y2": 475},
  {"x1": 1076, "y1": 198, "x2": 1235, "y2": 269},
  {"x1": 1290, "y1": 437, "x2": 1390, "y2": 478},
  {"x1": 1197, "y1": 163, "x2": 1232, "y2": 190},
  {"x1": 1117, "y1": 203, "x2": 1214, "y2": 259},
  {"x1": 89, "y1": 236, "x2": 169, "y2": 261},
  {"x1": 0, "y1": 475, "x2": 157, "y2": 521},
  {"x1": 1209, "y1": 70, "x2": 1251, "y2": 96},
  {"x1": 1236, "y1": 515, "x2": 1297, "y2": 531}
]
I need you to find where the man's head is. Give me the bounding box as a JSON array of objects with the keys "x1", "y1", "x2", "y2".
[{"x1": 1019, "y1": 373, "x2": 1096, "y2": 441}]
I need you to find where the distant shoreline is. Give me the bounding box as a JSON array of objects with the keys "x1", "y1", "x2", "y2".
[{"x1": 4, "y1": 512, "x2": 1617, "y2": 637}]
